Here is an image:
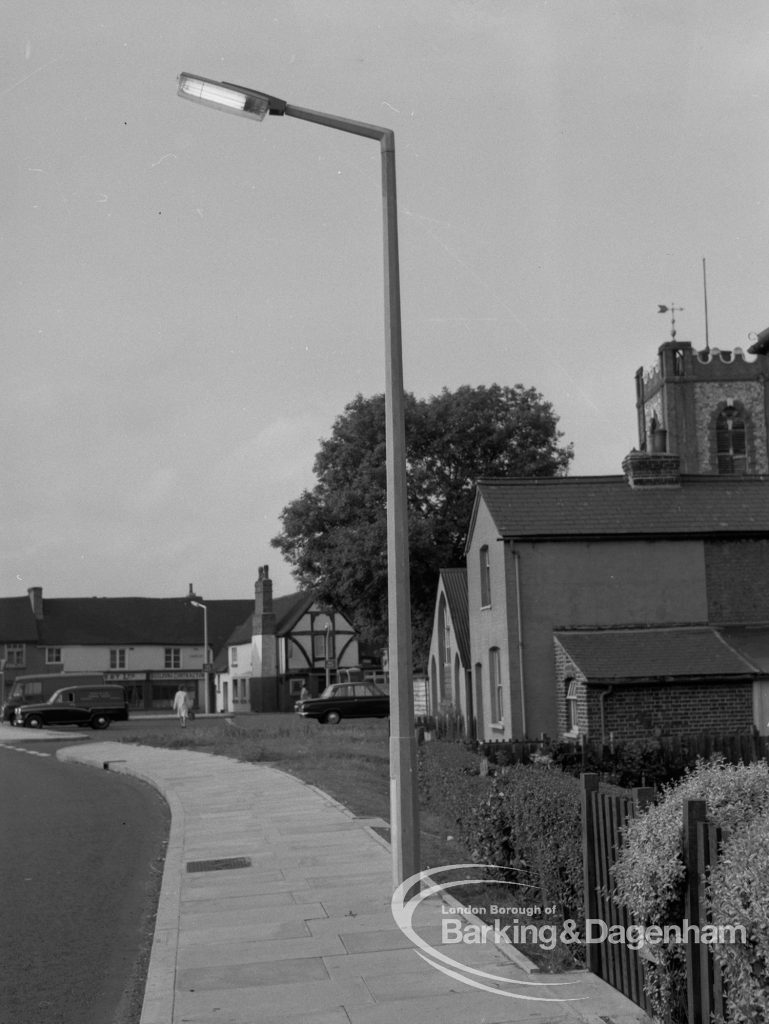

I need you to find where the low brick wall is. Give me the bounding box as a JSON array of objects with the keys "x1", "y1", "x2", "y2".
[{"x1": 586, "y1": 680, "x2": 754, "y2": 743}]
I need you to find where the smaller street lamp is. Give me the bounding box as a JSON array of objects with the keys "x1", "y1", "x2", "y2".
[{"x1": 189, "y1": 599, "x2": 210, "y2": 714}]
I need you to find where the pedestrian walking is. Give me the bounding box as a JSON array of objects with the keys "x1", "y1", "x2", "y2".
[{"x1": 173, "y1": 685, "x2": 190, "y2": 727}]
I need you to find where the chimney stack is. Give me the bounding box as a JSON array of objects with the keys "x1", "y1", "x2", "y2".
[
  {"x1": 622, "y1": 450, "x2": 681, "y2": 488},
  {"x1": 251, "y1": 566, "x2": 278, "y2": 702},
  {"x1": 28, "y1": 586, "x2": 44, "y2": 619},
  {"x1": 254, "y1": 565, "x2": 275, "y2": 635}
]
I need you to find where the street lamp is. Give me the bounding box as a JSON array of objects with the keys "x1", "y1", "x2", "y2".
[
  {"x1": 189, "y1": 599, "x2": 210, "y2": 714},
  {"x1": 177, "y1": 73, "x2": 420, "y2": 888}
]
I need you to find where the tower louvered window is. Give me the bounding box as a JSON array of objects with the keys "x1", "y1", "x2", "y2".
[{"x1": 716, "y1": 408, "x2": 746, "y2": 474}]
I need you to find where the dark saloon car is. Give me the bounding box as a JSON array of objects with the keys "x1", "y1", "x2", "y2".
[
  {"x1": 295, "y1": 681, "x2": 389, "y2": 724},
  {"x1": 14, "y1": 684, "x2": 129, "y2": 730}
]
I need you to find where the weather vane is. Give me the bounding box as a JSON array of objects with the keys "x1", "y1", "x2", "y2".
[{"x1": 658, "y1": 303, "x2": 684, "y2": 340}]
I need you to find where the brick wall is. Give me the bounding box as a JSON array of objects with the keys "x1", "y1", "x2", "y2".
[
  {"x1": 706, "y1": 539, "x2": 769, "y2": 623},
  {"x1": 586, "y1": 680, "x2": 754, "y2": 743}
]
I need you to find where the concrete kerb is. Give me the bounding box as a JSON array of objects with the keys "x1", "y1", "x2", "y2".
[{"x1": 116, "y1": 757, "x2": 187, "y2": 1024}]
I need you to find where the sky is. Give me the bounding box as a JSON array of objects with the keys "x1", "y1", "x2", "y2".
[{"x1": 4, "y1": 1, "x2": 769, "y2": 601}]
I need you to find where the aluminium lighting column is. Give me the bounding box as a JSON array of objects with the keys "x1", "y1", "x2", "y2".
[{"x1": 177, "y1": 75, "x2": 420, "y2": 888}]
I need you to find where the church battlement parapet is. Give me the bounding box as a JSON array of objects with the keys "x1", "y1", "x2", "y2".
[
  {"x1": 695, "y1": 346, "x2": 758, "y2": 365},
  {"x1": 641, "y1": 342, "x2": 766, "y2": 392}
]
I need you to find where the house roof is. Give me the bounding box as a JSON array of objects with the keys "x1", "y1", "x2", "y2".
[
  {"x1": 223, "y1": 592, "x2": 315, "y2": 647},
  {"x1": 554, "y1": 626, "x2": 758, "y2": 683},
  {"x1": 719, "y1": 626, "x2": 769, "y2": 674},
  {"x1": 439, "y1": 568, "x2": 470, "y2": 668},
  {"x1": 0, "y1": 595, "x2": 254, "y2": 654},
  {"x1": 0, "y1": 597, "x2": 41, "y2": 643},
  {"x1": 471, "y1": 475, "x2": 769, "y2": 545}
]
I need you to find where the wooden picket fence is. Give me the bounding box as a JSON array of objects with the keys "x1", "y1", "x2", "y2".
[
  {"x1": 581, "y1": 774, "x2": 654, "y2": 1015},
  {"x1": 582, "y1": 774, "x2": 728, "y2": 1023},
  {"x1": 684, "y1": 801, "x2": 726, "y2": 1024}
]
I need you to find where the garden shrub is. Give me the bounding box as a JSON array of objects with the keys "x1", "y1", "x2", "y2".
[
  {"x1": 707, "y1": 808, "x2": 769, "y2": 1024},
  {"x1": 486, "y1": 763, "x2": 583, "y2": 919},
  {"x1": 418, "y1": 745, "x2": 583, "y2": 921},
  {"x1": 549, "y1": 736, "x2": 688, "y2": 788},
  {"x1": 611, "y1": 757, "x2": 769, "y2": 1024},
  {"x1": 417, "y1": 741, "x2": 495, "y2": 852}
]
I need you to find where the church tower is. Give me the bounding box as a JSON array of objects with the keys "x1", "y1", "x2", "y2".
[{"x1": 634, "y1": 332, "x2": 769, "y2": 475}]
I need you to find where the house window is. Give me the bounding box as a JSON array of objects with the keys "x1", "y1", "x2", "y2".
[
  {"x1": 489, "y1": 647, "x2": 503, "y2": 723},
  {"x1": 565, "y1": 678, "x2": 579, "y2": 734},
  {"x1": 110, "y1": 649, "x2": 126, "y2": 669},
  {"x1": 313, "y1": 631, "x2": 334, "y2": 661},
  {"x1": 290, "y1": 677, "x2": 306, "y2": 697},
  {"x1": 716, "y1": 406, "x2": 747, "y2": 474},
  {"x1": 164, "y1": 648, "x2": 181, "y2": 669},
  {"x1": 230, "y1": 647, "x2": 238, "y2": 667},
  {"x1": 5, "y1": 644, "x2": 25, "y2": 667},
  {"x1": 437, "y1": 596, "x2": 452, "y2": 704},
  {"x1": 480, "y1": 546, "x2": 491, "y2": 607},
  {"x1": 45, "y1": 647, "x2": 62, "y2": 664}
]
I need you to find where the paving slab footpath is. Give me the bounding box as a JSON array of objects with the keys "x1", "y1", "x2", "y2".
[{"x1": 45, "y1": 738, "x2": 647, "y2": 1024}]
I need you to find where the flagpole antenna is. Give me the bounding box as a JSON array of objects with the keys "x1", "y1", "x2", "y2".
[
  {"x1": 702, "y1": 257, "x2": 710, "y2": 353},
  {"x1": 657, "y1": 302, "x2": 684, "y2": 340}
]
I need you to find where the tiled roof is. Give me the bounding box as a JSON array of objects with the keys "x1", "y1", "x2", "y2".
[
  {"x1": 554, "y1": 626, "x2": 757, "y2": 682},
  {"x1": 440, "y1": 568, "x2": 470, "y2": 667},
  {"x1": 224, "y1": 593, "x2": 315, "y2": 646},
  {"x1": 0, "y1": 597, "x2": 40, "y2": 643},
  {"x1": 719, "y1": 627, "x2": 769, "y2": 673},
  {"x1": 35, "y1": 597, "x2": 255, "y2": 651},
  {"x1": 0, "y1": 596, "x2": 254, "y2": 655},
  {"x1": 476, "y1": 475, "x2": 769, "y2": 540},
  {"x1": 275, "y1": 593, "x2": 317, "y2": 634}
]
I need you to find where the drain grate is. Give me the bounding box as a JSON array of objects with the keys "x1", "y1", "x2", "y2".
[{"x1": 186, "y1": 856, "x2": 252, "y2": 873}]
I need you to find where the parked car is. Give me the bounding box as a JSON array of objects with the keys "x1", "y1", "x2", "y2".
[
  {"x1": 2, "y1": 672, "x2": 107, "y2": 724},
  {"x1": 14, "y1": 684, "x2": 129, "y2": 730},
  {"x1": 295, "y1": 680, "x2": 389, "y2": 724}
]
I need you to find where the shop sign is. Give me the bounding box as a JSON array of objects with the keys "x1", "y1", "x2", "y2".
[{"x1": 150, "y1": 671, "x2": 205, "y2": 680}]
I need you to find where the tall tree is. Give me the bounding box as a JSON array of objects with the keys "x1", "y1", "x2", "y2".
[{"x1": 272, "y1": 384, "x2": 573, "y2": 663}]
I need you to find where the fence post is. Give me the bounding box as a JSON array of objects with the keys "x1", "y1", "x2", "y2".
[
  {"x1": 684, "y1": 798, "x2": 707, "y2": 1024},
  {"x1": 581, "y1": 773, "x2": 600, "y2": 973},
  {"x1": 632, "y1": 786, "x2": 654, "y2": 812}
]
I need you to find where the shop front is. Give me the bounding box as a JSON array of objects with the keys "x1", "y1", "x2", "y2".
[{"x1": 104, "y1": 670, "x2": 205, "y2": 711}]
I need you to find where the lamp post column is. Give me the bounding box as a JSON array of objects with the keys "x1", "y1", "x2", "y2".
[
  {"x1": 202, "y1": 605, "x2": 209, "y2": 714},
  {"x1": 191, "y1": 600, "x2": 210, "y2": 714},
  {"x1": 380, "y1": 132, "x2": 420, "y2": 891},
  {"x1": 282, "y1": 104, "x2": 420, "y2": 889}
]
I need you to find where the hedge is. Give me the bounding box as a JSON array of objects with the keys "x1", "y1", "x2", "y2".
[
  {"x1": 417, "y1": 743, "x2": 583, "y2": 921},
  {"x1": 707, "y1": 807, "x2": 769, "y2": 1024},
  {"x1": 611, "y1": 757, "x2": 769, "y2": 1024}
]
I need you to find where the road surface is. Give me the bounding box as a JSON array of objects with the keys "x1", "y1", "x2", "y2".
[{"x1": 0, "y1": 739, "x2": 169, "y2": 1024}]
